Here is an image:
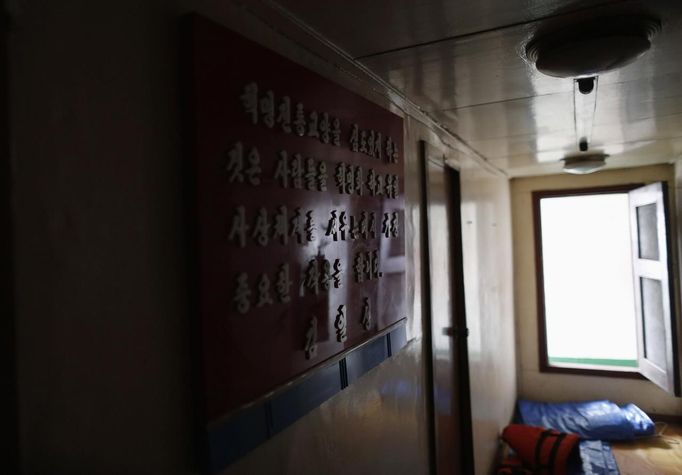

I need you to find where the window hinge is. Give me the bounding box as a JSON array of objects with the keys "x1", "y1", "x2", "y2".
[{"x1": 442, "y1": 326, "x2": 469, "y2": 338}]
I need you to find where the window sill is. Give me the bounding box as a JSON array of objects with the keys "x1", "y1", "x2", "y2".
[{"x1": 540, "y1": 362, "x2": 645, "y2": 380}]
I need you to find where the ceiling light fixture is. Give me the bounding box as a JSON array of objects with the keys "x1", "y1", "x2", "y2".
[
  {"x1": 526, "y1": 15, "x2": 659, "y2": 174},
  {"x1": 562, "y1": 152, "x2": 609, "y2": 174},
  {"x1": 526, "y1": 15, "x2": 661, "y2": 78}
]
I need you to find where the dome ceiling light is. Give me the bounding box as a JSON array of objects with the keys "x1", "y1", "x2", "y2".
[
  {"x1": 526, "y1": 15, "x2": 661, "y2": 78},
  {"x1": 562, "y1": 152, "x2": 609, "y2": 175}
]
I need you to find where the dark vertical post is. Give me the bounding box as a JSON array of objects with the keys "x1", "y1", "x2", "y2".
[
  {"x1": 418, "y1": 141, "x2": 437, "y2": 475},
  {"x1": 0, "y1": 5, "x2": 19, "y2": 473},
  {"x1": 446, "y1": 167, "x2": 475, "y2": 474}
]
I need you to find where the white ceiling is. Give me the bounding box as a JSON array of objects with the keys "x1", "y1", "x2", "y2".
[{"x1": 274, "y1": 0, "x2": 682, "y2": 176}]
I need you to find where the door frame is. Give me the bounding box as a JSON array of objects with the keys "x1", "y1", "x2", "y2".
[{"x1": 419, "y1": 141, "x2": 474, "y2": 474}]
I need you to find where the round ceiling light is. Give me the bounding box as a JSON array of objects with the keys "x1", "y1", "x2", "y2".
[
  {"x1": 562, "y1": 153, "x2": 609, "y2": 174},
  {"x1": 526, "y1": 16, "x2": 661, "y2": 78}
]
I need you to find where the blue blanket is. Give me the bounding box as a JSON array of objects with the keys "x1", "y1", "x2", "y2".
[{"x1": 516, "y1": 399, "x2": 655, "y2": 475}]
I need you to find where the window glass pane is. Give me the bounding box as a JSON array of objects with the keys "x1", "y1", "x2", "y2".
[
  {"x1": 641, "y1": 277, "x2": 666, "y2": 370},
  {"x1": 540, "y1": 193, "x2": 637, "y2": 367},
  {"x1": 636, "y1": 203, "x2": 659, "y2": 260}
]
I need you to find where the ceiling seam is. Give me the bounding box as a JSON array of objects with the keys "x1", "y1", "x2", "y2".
[
  {"x1": 353, "y1": 0, "x2": 628, "y2": 60},
  {"x1": 443, "y1": 91, "x2": 572, "y2": 112},
  {"x1": 242, "y1": 0, "x2": 508, "y2": 177}
]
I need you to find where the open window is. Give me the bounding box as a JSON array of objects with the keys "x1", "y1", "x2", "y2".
[{"x1": 533, "y1": 183, "x2": 680, "y2": 396}]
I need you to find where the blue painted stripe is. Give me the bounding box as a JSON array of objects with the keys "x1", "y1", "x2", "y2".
[
  {"x1": 345, "y1": 336, "x2": 388, "y2": 385},
  {"x1": 269, "y1": 361, "x2": 343, "y2": 434},
  {"x1": 389, "y1": 324, "x2": 408, "y2": 355},
  {"x1": 205, "y1": 324, "x2": 408, "y2": 473}
]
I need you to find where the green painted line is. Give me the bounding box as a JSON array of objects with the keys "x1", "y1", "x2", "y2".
[{"x1": 549, "y1": 357, "x2": 638, "y2": 368}]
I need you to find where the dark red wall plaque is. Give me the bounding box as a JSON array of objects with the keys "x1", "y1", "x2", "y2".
[{"x1": 186, "y1": 15, "x2": 406, "y2": 423}]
